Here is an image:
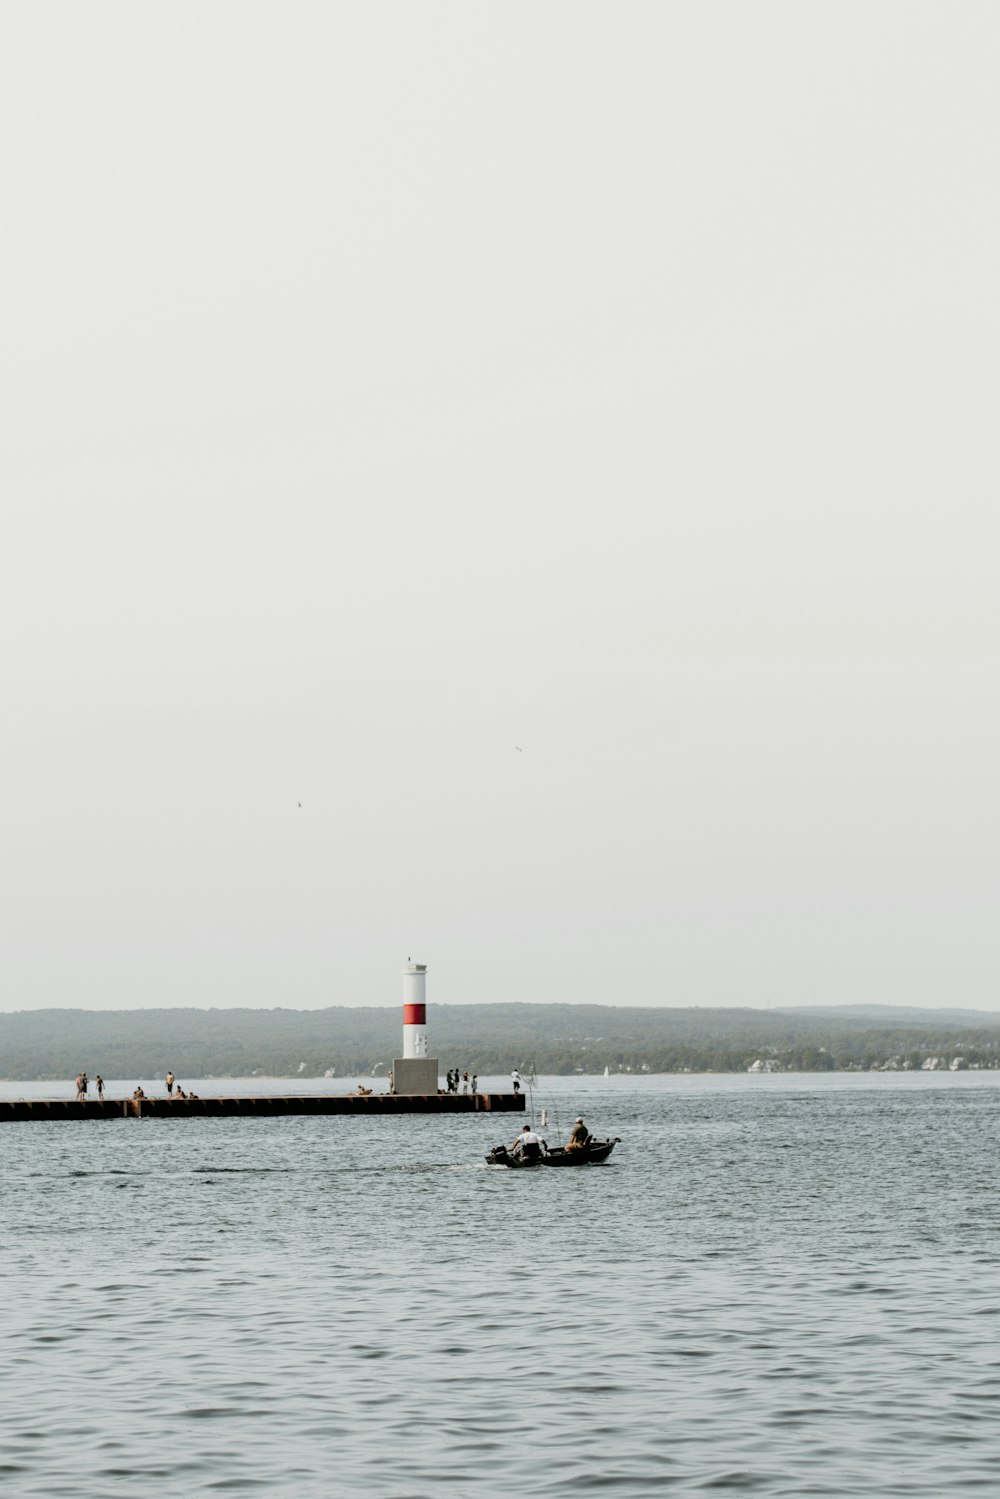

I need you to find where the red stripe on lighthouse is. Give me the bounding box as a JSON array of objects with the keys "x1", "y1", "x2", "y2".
[{"x1": 403, "y1": 1004, "x2": 426, "y2": 1026}]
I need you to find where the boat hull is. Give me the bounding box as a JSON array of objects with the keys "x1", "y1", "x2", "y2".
[{"x1": 543, "y1": 1138, "x2": 619, "y2": 1166}]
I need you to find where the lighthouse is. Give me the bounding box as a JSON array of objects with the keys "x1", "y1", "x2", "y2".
[
  {"x1": 391, "y1": 961, "x2": 439, "y2": 1095},
  {"x1": 402, "y1": 962, "x2": 428, "y2": 1057}
]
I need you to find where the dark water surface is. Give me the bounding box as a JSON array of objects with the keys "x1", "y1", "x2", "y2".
[{"x1": 2, "y1": 1072, "x2": 999, "y2": 1496}]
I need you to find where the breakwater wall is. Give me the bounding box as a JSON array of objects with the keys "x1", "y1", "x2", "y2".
[{"x1": 0, "y1": 1092, "x2": 525, "y2": 1122}]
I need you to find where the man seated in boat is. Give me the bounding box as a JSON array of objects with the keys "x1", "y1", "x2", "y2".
[
  {"x1": 566, "y1": 1116, "x2": 591, "y2": 1150},
  {"x1": 511, "y1": 1124, "x2": 546, "y2": 1161}
]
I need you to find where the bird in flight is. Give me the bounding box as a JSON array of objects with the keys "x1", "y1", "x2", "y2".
[
  {"x1": 515, "y1": 746, "x2": 523, "y2": 752},
  {"x1": 298, "y1": 802, "x2": 302, "y2": 807}
]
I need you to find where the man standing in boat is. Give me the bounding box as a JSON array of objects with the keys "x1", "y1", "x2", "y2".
[{"x1": 512, "y1": 1124, "x2": 545, "y2": 1161}]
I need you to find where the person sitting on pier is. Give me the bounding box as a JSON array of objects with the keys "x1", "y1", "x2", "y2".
[
  {"x1": 175, "y1": 1086, "x2": 187, "y2": 1099},
  {"x1": 132, "y1": 1086, "x2": 145, "y2": 1101},
  {"x1": 512, "y1": 1124, "x2": 545, "y2": 1162},
  {"x1": 566, "y1": 1117, "x2": 591, "y2": 1150}
]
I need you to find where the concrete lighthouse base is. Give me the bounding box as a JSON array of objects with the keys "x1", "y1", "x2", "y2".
[{"x1": 391, "y1": 1057, "x2": 440, "y2": 1095}]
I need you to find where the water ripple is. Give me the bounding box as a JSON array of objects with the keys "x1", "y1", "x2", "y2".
[{"x1": 2, "y1": 1077, "x2": 1000, "y2": 1494}]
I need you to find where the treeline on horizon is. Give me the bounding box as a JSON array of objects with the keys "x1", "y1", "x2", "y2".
[{"x1": 2, "y1": 1003, "x2": 1000, "y2": 1080}]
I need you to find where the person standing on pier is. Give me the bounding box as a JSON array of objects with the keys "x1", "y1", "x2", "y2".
[
  {"x1": 75, "y1": 1073, "x2": 86, "y2": 1100},
  {"x1": 471, "y1": 1074, "x2": 478, "y2": 1095},
  {"x1": 511, "y1": 1069, "x2": 522, "y2": 1095},
  {"x1": 165, "y1": 1071, "x2": 175, "y2": 1096},
  {"x1": 95, "y1": 1076, "x2": 105, "y2": 1101}
]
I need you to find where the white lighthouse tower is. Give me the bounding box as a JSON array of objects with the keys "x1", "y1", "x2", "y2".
[
  {"x1": 402, "y1": 962, "x2": 428, "y2": 1057},
  {"x1": 391, "y1": 961, "x2": 439, "y2": 1095}
]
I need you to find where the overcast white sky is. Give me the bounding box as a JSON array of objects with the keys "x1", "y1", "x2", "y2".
[{"x1": 2, "y1": 3, "x2": 998, "y2": 1012}]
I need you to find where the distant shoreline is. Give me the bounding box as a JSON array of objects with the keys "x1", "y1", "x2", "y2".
[
  {"x1": 1, "y1": 1063, "x2": 998, "y2": 1085},
  {"x1": 3, "y1": 1001, "x2": 1000, "y2": 1080}
]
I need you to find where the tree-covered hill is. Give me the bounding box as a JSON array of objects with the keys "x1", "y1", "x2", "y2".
[{"x1": 2, "y1": 1003, "x2": 1000, "y2": 1080}]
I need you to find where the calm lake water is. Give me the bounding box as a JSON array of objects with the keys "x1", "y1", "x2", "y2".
[{"x1": 2, "y1": 1071, "x2": 999, "y2": 1496}]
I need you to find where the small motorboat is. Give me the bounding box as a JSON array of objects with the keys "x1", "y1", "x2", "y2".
[{"x1": 485, "y1": 1138, "x2": 620, "y2": 1169}]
